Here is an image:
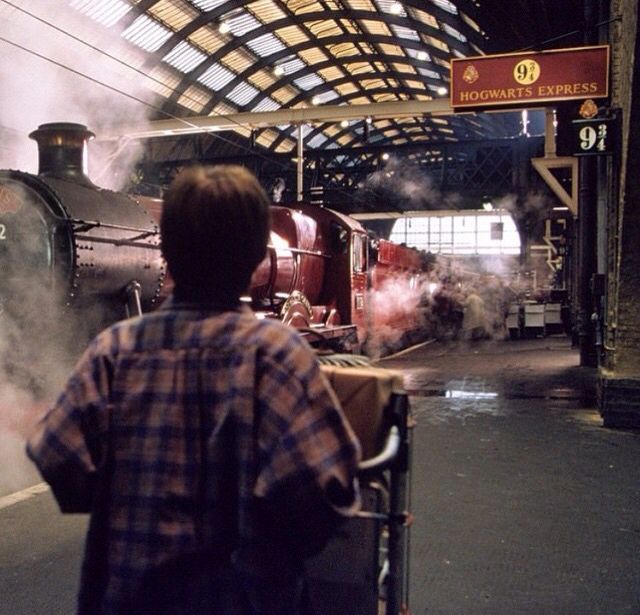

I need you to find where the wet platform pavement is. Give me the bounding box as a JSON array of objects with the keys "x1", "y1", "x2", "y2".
[
  {"x1": 378, "y1": 335, "x2": 640, "y2": 614},
  {"x1": 1, "y1": 335, "x2": 638, "y2": 614}
]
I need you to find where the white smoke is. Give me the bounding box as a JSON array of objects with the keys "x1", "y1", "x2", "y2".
[
  {"x1": 356, "y1": 155, "x2": 462, "y2": 213},
  {"x1": 0, "y1": 1, "x2": 159, "y2": 189},
  {"x1": 364, "y1": 274, "x2": 437, "y2": 358},
  {"x1": 0, "y1": 1, "x2": 162, "y2": 492}
]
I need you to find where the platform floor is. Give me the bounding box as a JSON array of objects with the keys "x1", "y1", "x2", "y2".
[
  {"x1": 1, "y1": 335, "x2": 639, "y2": 614},
  {"x1": 380, "y1": 335, "x2": 639, "y2": 615}
]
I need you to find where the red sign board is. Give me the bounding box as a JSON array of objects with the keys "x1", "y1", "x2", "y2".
[{"x1": 450, "y1": 45, "x2": 609, "y2": 109}]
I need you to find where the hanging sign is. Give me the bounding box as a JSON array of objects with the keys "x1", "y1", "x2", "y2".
[
  {"x1": 572, "y1": 117, "x2": 617, "y2": 156},
  {"x1": 450, "y1": 45, "x2": 609, "y2": 110}
]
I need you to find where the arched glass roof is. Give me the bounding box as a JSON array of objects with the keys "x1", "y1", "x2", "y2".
[{"x1": 59, "y1": 0, "x2": 581, "y2": 153}]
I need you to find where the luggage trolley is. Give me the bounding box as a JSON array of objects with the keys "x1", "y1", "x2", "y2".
[{"x1": 304, "y1": 354, "x2": 413, "y2": 615}]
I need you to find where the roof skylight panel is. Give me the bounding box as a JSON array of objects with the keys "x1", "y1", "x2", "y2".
[
  {"x1": 406, "y1": 48, "x2": 432, "y2": 62},
  {"x1": 361, "y1": 19, "x2": 392, "y2": 36},
  {"x1": 427, "y1": 83, "x2": 447, "y2": 94},
  {"x1": 312, "y1": 90, "x2": 340, "y2": 104},
  {"x1": 391, "y1": 25, "x2": 420, "y2": 41},
  {"x1": 256, "y1": 130, "x2": 279, "y2": 148},
  {"x1": 248, "y1": 0, "x2": 288, "y2": 22},
  {"x1": 307, "y1": 133, "x2": 328, "y2": 148},
  {"x1": 163, "y1": 41, "x2": 208, "y2": 73},
  {"x1": 227, "y1": 82, "x2": 261, "y2": 106},
  {"x1": 418, "y1": 67, "x2": 442, "y2": 79},
  {"x1": 178, "y1": 85, "x2": 211, "y2": 112},
  {"x1": 343, "y1": 0, "x2": 376, "y2": 9},
  {"x1": 246, "y1": 33, "x2": 286, "y2": 57},
  {"x1": 411, "y1": 8, "x2": 439, "y2": 29},
  {"x1": 191, "y1": 0, "x2": 228, "y2": 10},
  {"x1": 441, "y1": 23, "x2": 467, "y2": 43},
  {"x1": 275, "y1": 140, "x2": 295, "y2": 153},
  {"x1": 375, "y1": 0, "x2": 407, "y2": 17},
  {"x1": 293, "y1": 74, "x2": 324, "y2": 90},
  {"x1": 278, "y1": 57, "x2": 307, "y2": 75},
  {"x1": 122, "y1": 15, "x2": 173, "y2": 52},
  {"x1": 431, "y1": 0, "x2": 458, "y2": 15},
  {"x1": 318, "y1": 67, "x2": 344, "y2": 81},
  {"x1": 70, "y1": 0, "x2": 132, "y2": 27},
  {"x1": 198, "y1": 63, "x2": 237, "y2": 89},
  {"x1": 148, "y1": 65, "x2": 182, "y2": 97},
  {"x1": 274, "y1": 26, "x2": 309, "y2": 46},
  {"x1": 252, "y1": 97, "x2": 281, "y2": 112},
  {"x1": 460, "y1": 11, "x2": 481, "y2": 32},
  {"x1": 288, "y1": 0, "x2": 324, "y2": 15},
  {"x1": 226, "y1": 11, "x2": 261, "y2": 37}
]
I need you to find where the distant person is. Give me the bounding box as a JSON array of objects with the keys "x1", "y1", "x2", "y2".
[
  {"x1": 463, "y1": 288, "x2": 487, "y2": 341},
  {"x1": 26, "y1": 165, "x2": 361, "y2": 615}
]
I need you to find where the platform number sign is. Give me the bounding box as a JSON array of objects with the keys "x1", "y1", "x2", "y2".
[{"x1": 572, "y1": 117, "x2": 616, "y2": 156}]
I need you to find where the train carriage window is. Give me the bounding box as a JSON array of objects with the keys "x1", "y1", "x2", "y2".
[{"x1": 352, "y1": 233, "x2": 366, "y2": 273}]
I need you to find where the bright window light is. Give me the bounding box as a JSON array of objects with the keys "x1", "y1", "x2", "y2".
[
  {"x1": 389, "y1": 212, "x2": 521, "y2": 255},
  {"x1": 70, "y1": 0, "x2": 131, "y2": 27},
  {"x1": 192, "y1": 0, "x2": 228, "y2": 10},
  {"x1": 121, "y1": 15, "x2": 173, "y2": 52},
  {"x1": 163, "y1": 41, "x2": 207, "y2": 73}
]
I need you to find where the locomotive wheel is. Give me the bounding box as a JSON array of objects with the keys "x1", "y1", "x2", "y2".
[{"x1": 280, "y1": 290, "x2": 313, "y2": 329}]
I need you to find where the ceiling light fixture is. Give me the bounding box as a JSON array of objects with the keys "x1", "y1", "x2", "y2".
[
  {"x1": 437, "y1": 86, "x2": 448, "y2": 96},
  {"x1": 366, "y1": 116, "x2": 373, "y2": 124},
  {"x1": 390, "y1": 2, "x2": 403, "y2": 15},
  {"x1": 382, "y1": 152, "x2": 390, "y2": 161},
  {"x1": 417, "y1": 51, "x2": 428, "y2": 61},
  {"x1": 273, "y1": 65, "x2": 285, "y2": 77},
  {"x1": 311, "y1": 95, "x2": 321, "y2": 105},
  {"x1": 218, "y1": 21, "x2": 230, "y2": 34},
  {"x1": 340, "y1": 119, "x2": 349, "y2": 128}
]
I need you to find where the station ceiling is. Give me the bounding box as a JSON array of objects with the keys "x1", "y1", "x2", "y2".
[{"x1": 0, "y1": 0, "x2": 587, "y2": 197}]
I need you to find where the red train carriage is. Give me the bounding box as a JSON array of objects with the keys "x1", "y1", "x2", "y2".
[
  {"x1": 143, "y1": 196, "x2": 431, "y2": 354},
  {"x1": 250, "y1": 203, "x2": 367, "y2": 349}
]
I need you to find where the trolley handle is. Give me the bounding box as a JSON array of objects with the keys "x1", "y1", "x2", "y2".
[{"x1": 357, "y1": 425, "x2": 401, "y2": 474}]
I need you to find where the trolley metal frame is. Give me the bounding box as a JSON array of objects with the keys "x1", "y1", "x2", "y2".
[{"x1": 305, "y1": 359, "x2": 413, "y2": 615}]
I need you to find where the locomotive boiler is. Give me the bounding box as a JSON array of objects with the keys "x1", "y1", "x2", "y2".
[{"x1": 0, "y1": 123, "x2": 165, "y2": 331}]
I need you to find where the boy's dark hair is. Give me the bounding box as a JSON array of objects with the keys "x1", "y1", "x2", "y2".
[{"x1": 161, "y1": 165, "x2": 271, "y2": 302}]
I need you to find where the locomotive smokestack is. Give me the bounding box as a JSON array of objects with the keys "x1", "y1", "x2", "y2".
[{"x1": 29, "y1": 122, "x2": 96, "y2": 187}]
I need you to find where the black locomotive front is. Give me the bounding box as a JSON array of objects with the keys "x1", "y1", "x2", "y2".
[
  {"x1": 0, "y1": 123, "x2": 166, "y2": 398},
  {"x1": 0, "y1": 123, "x2": 165, "y2": 335}
]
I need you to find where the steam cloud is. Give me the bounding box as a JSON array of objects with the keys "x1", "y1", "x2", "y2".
[
  {"x1": 0, "y1": 1, "x2": 158, "y2": 189},
  {"x1": 355, "y1": 155, "x2": 462, "y2": 213},
  {"x1": 0, "y1": 2, "x2": 158, "y2": 494}
]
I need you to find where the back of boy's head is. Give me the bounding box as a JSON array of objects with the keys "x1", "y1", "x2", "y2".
[{"x1": 161, "y1": 165, "x2": 271, "y2": 303}]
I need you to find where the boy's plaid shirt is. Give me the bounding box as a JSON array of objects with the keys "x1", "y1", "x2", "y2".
[{"x1": 27, "y1": 299, "x2": 361, "y2": 613}]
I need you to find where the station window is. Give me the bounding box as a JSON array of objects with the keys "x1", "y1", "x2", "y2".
[{"x1": 389, "y1": 212, "x2": 520, "y2": 255}]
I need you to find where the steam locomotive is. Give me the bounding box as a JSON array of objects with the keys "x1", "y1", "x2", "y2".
[{"x1": 0, "y1": 123, "x2": 430, "y2": 369}]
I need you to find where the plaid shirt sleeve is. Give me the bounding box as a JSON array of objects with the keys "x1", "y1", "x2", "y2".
[
  {"x1": 26, "y1": 336, "x2": 112, "y2": 513},
  {"x1": 253, "y1": 330, "x2": 362, "y2": 557}
]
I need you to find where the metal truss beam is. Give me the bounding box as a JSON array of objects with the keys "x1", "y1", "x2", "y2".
[{"x1": 100, "y1": 99, "x2": 453, "y2": 140}]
